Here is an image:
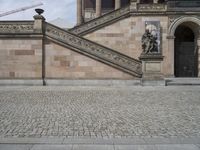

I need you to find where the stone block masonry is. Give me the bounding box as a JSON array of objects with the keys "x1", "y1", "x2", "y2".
[
  {"x1": 84, "y1": 16, "x2": 170, "y2": 76},
  {"x1": 45, "y1": 41, "x2": 134, "y2": 79},
  {"x1": 0, "y1": 39, "x2": 42, "y2": 79}
]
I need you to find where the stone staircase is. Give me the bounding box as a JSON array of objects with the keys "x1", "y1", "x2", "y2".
[
  {"x1": 69, "y1": 6, "x2": 130, "y2": 35},
  {"x1": 45, "y1": 23, "x2": 142, "y2": 77}
]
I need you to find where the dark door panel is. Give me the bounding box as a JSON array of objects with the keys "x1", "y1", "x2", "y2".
[{"x1": 175, "y1": 42, "x2": 198, "y2": 77}]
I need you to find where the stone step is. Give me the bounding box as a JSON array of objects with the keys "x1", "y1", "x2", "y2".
[{"x1": 165, "y1": 78, "x2": 200, "y2": 86}]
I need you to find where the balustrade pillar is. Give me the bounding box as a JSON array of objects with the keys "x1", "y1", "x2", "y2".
[
  {"x1": 96, "y1": 0, "x2": 102, "y2": 17},
  {"x1": 77, "y1": 0, "x2": 83, "y2": 25},
  {"x1": 115, "y1": 0, "x2": 121, "y2": 10}
]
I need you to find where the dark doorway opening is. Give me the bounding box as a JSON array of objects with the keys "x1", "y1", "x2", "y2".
[{"x1": 175, "y1": 25, "x2": 198, "y2": 77}]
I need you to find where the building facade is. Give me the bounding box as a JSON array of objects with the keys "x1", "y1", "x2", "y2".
[
  {"x1": 82, "y1": 0, "x2": 166, "y2": 21},
  {"x1": 0, "y1": 0, "x2": 199, "y2": 85}
]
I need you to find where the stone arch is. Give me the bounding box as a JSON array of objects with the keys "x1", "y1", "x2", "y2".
[
  {"x1": 167, "y1": 16, "x2": 200, "y2": 77},
  {"x1": 169, "y1": 16, "x2": 200, "y2": 37}
]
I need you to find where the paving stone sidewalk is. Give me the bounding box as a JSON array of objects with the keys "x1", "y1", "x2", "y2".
[
  {"x1": 0, "y1": 86, "x2": 200, "y2": 149},
  {"x1": 0, "y1": 144, "x2": 200, "y2": 150}
]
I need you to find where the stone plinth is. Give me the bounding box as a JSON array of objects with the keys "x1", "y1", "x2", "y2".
[
  {"x1": 33, "y1": 14, "x2": 45, "y2": 34},
  {"x1": 139, "y1": 54, "x2": 164, "y2": 85}
]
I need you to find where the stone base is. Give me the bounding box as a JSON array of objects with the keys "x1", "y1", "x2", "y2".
[
  {"x1": 165, "y1": 78, "x2": 200, "y2": 86},
  {"x1": 0, "y1": 79, "x2": 43, "y2": 86},
  {"x1": 45, "y1": 79, "x2": 141, "y2": 86},
  {"x1": 139, "y1": 54, "x2": 165, "y2": 85},
  {"x1": 141, "y1": 79, "x2": 166, "y2": 86},
  {"x1": 139, "y1": 54, "x2": 164, "y2": 80}
]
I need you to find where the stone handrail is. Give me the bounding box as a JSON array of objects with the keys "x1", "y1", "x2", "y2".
[
  {"x1": 45, "y1": 23, "x2": 142, "y2": 77},
  {"x1": 69, "y1": 6, "x2": 130, "y2": 36},
  {"x1": 138, "y1": 4, "x2": 166, "y2": 12},
  {"x1": 0, "y1": 21, "x2": 34, "y2": 34}
]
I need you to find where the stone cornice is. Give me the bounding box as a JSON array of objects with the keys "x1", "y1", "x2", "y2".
[
  {"x1": 46, "y1": 23, "x2": 142, "y2": 77},
  {"x1": 137, "y1": 4, "x2": 167, "y2": 12}
]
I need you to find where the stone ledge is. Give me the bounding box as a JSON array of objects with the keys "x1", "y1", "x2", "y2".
[
  {"x1": 45, "y1": 79, "x2": 141, "y2": 86},
  {"x1": 165, "y1": 78, "x2": 200, "y2": 86},
  {"x1": 141, "y1": 79, "x2": 166, "y2": 86},
  {"x1": 0, "y1": 137, "x2": 200, "y2": 145},
  {"x1": 0, "y1": 79, "x2": 43, "y2": 86}
]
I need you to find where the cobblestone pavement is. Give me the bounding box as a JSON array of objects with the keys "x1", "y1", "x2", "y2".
[{"x1": 0, "y1": 86, "x2": 200, "y2": 139}]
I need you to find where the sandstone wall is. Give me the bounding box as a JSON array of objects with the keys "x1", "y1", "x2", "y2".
[
  {"x1": 45, "y1": 40, "x2": 134, "y2": 79},
  {"x1": 84, "y1": 16, "x2": 171, "y2": 76},
  {"x1": 0, "y1": 39, "x2": 42, "y2": 79}
]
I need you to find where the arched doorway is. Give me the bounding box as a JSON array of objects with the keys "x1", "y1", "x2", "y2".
[{"x1": 174, "y1": 25, "x2": 198, "y2": 77}]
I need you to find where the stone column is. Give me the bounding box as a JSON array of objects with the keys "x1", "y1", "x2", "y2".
[
  {"x1": 115, "y1": 0, "x2": 121, "y2": 10},
  {"x1": 153, "y1": 0, "x2": 158, "y2": 3},
  {"x1": 82, "y1": 0, "x2": 85, "y2": 21},
  {"x1": 96, "y1": 0, "x2": 102, "y2": 17},
  {"x1": 77, "y1": 0, "x2": 83, "y2": 25}
]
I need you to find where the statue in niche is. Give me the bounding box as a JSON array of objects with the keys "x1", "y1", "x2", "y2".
[
  {"x1": 142, "y1": 29, "x2": 158, "y2": 54},
  {"x1": 141, "y1": 21, "x2": 160, "y2": 54}
]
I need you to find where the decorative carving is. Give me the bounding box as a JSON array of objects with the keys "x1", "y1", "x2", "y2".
[
  {"x1": 0, "y1": 22, "x2": 34, "y2": 33},
  {"x1": 168, "y1": 15, "x2": 179, "y2": 28},
  {"x1": 46, "y1": 23, "x2": 142, "y2": 76},
  {"x1": 69, "y1": 6, "x2": 130, "y2": 35},
  {"x1": 138, "y1": 4, "x2": 166, "y2": 11}
]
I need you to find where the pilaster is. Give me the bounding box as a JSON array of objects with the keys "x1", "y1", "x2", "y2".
[
  {"x1": 167, "y1": 35, "x2": 175, "y2": 77},
  {"x1": 197, "y1": 38, "x2": 200, "y2": 77}
]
